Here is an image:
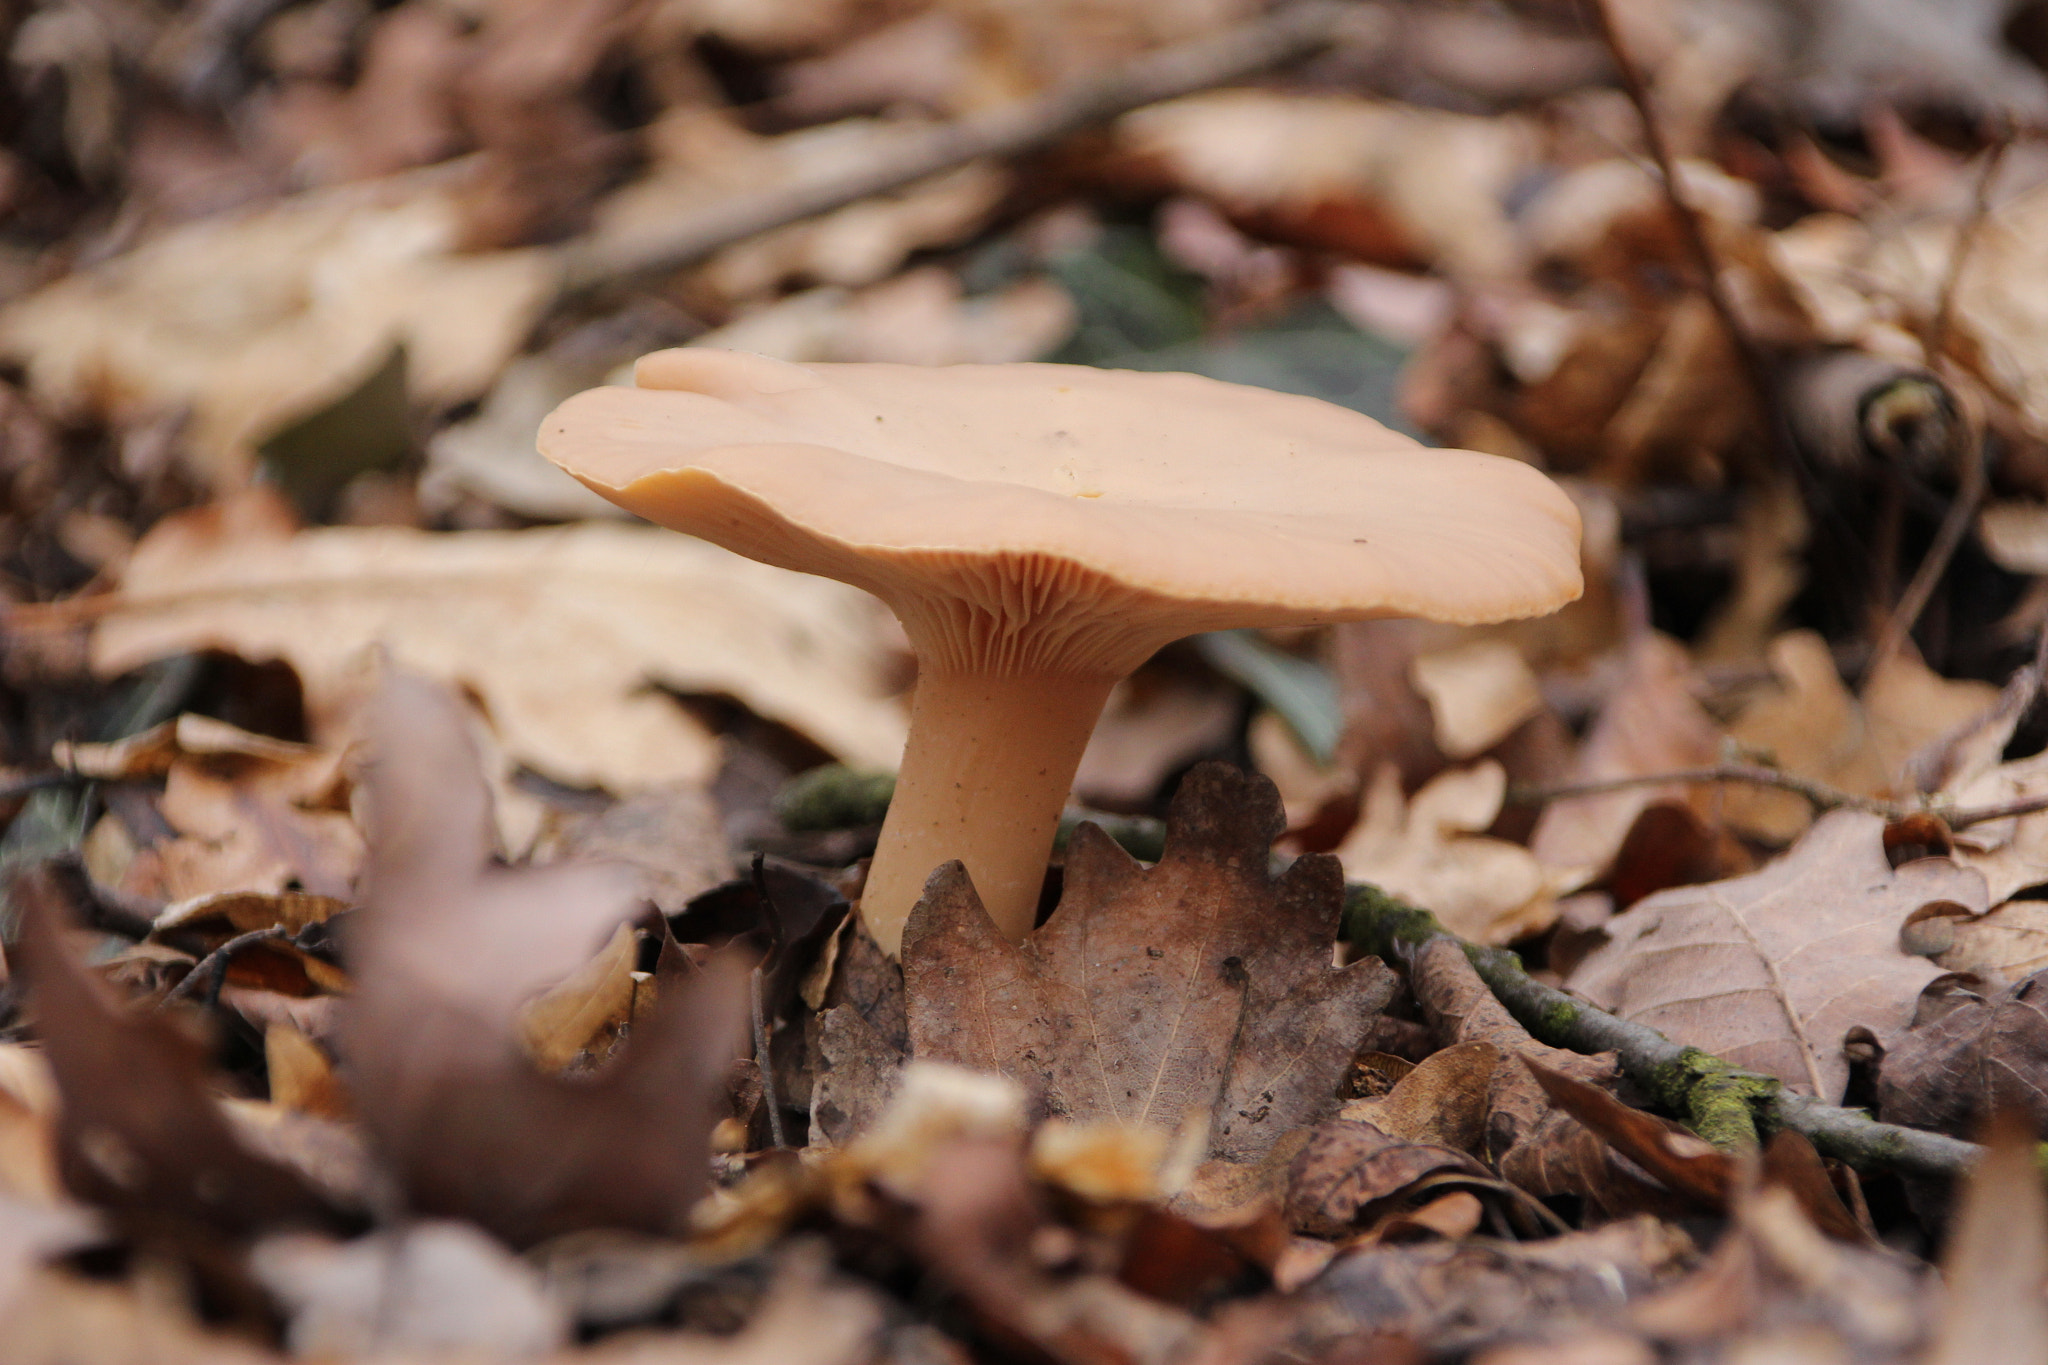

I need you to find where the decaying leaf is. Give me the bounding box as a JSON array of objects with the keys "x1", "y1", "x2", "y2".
[
  {"x1": 1406, "y1": 939, "x2": 1672, "y2": 1217},
  {"x1": 1339, "y1": 1040, "x2": 1498, "y2": 1155},
  {"x1": 1878, "y1": 969, "x2": 2048, "y2": 1141},
  {"x1": 1409, "y1": 637, "x2": 1545, "y2": 761},
  {"x1": 1119, "y1": 92, "x2": 1539, "y2": 281},
  {"x1": 1567, "y1": 809, "x2": 1979, "y2": 1099},
  {"x1": 343, "y1": 674, "x2": 748, "y2": 1247},
  {"x1": 0, "y1": 169, "x2": 553, "y2": 487},
  {"x1": 1338, "y1": 761, "x2": 1576, "y2": 945},
  {"x1": 1628, "y1": 1183, "x2": 1925, "y2": 1360},
  {"x1": 1529, "y1": 632, "x2": 1722, "y2": 880},
  {"x1": 1292, "y1": 1216, "x2": 1695, "y2": 1359},
  {"x1": 1518, "y1": 1056, "x2": 1728, "y2": 1209},
  {"x1": 86, "y1": 493, "x2": 909, "y2": 797},
  {"x1": 1282, "y1": 1118, "x2": 1512, "y2": 1240},
  {"x1": 10, "y1": 866, "x2": 354, "y2": 1240},
  {"x1": 252, "y1": 1222, "x2": 569, "y2": 1358},
  {"x1": 905, "y1": 763, "x2": 1396, "y2": 1165},
  {"x1": 1926, "y1": 1113, "x2": 2048, "y2": 1364}
]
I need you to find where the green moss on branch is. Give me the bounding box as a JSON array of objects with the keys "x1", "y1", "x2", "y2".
[{"x1": 1342, "y1": 881, "x2": 1978, "y2": 1178}]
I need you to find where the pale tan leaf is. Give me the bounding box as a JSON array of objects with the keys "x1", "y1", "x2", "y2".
[
  {"x1": 1409, "y1": 638, "x2": 1544, "y2": 760},
  {"x1": 1119, "y1": 92, "x2": 1538, "y2": 281},
  {"x1": 0, "y1": 171, "x2": 553, "y2": 487},
  {"x1": 1721, "y1": 630, "x2": 1885, "y2": 842},
  {"x1": 518, "y1": 923, "x2": 639, "y2": 1073},
  {"x1": 1339, "y1": 762, "x2": 1574, "y2": 945},
  {"x1": 88, "y1": 497, "x2": 908, "y2": 795},
  {"x1": 1565, "y1": 809, "x2": 1981, "y2": 1099},
  {"x1": 1529, "y1": 633, "x2": 1723, "y2": 878},
  {"x1": 1927, "y1": 1117, "x2": 2048, "y2": 1365}
]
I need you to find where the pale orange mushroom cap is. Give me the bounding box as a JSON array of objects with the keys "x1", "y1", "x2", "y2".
[{"x1": 541, "y1": 348, "x2": 1582, "y2": 954}]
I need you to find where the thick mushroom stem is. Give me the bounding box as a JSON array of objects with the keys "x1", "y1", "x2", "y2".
[{"x1": 861, "y1": 668, "x2": 1118, "y2": 955}]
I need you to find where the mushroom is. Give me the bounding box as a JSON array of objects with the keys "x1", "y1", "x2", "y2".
[{"x1": 540, "y1": 349, "x2": 1581, "y2": 955}]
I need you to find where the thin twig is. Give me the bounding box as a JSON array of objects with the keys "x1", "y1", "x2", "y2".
[
  {"x1": 750, "y1": 966, "x2": 786, "y2": 1150},
  {"x1": 1946, "y1": 791, "x2": 2048, "y2": 831},
  {"x1": 1509, "y1": 764, "x2": 1896, "y2": 815},
  {"x1": 1581, "y1": 0, "x2": 1801, "y2": 484},
  {"x1": 1345, "y1": 886, "x2": 1982, "y2": 1179},
  {"x1": 1513, "y1": 761, "x2": 2048, "y2": 832},
  {"x1": 553, "y1": 0, "x2": 1360, "y2": 294},
  {"x1": 1860, "y1": 411, "x2": 1987, "y2": 688},
  {"x1": 1927, "y1": 129, "x2": 2013, "y2": 362},
  {"x1": 161, "y1": 925, "x2": 289, "y2": 1009}
]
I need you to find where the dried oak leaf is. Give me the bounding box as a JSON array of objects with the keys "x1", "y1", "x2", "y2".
[
  {"x1": 11, "y1": 866, "x2": 354, "y2": 1241},
  {"x1": 1878, "y1": 969, "x2": 2048, "y2": 1141},
  {"x1": 1565, "y1": 809, "x2": 1980, "y2": 1100},
  {"x1": 905, "y1": 763, "x2": 1396, "y2": 1165},
  {"x1": 1408, "y1": 939, "x2": 1676, "y2": 1218},
  {"x1": 86, "y1": 492, "x2": 909, "y2": 799},
  {"x1": 1283, "y1": 1119, "x2": 1503, "y2": 1240},
  {"x1": 344, "y1": 676, "x2": 748, "y2": 1248}
]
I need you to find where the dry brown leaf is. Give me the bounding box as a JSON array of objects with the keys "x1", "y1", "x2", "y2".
[
  {"x1": 1076, "y1": 668, "x2": 1244, "y2": 810},
  {"x1": 1929, "y1": 900, "x2": 2048, "y2": 983},
  {"x1": 253, "y1": 1221, "x2": 568, "y2": 1357},
  {"x1": 1863, "y1": 652, "x2": 2002, "y2": 784},
  {"x1": 1567, "y1": 809, "x2": 1981, "y2": 1099},
  {"x1": 1979, "y1": 499, "x2": 2048, "y2": 574},
  {"x1": 1339, "y1": 1040, "x2": 1498, "y2": 1155},
  {"x1": 1927, "y1": 1113, "x2": 2048, "y2": 1365},
  {"x1": 1529, "y1": 632, "x2": 1723, "y2": 879},
  {"x1": 1405, "y1": 939, "x2": 1672, "y2": 1218},
  {"x1": 1878, "y1": 971, "x2": 2048, "y2": 1141},
  {"x1": 1295, "y1": 1216, "x2": 1694, "y2": 1358},
  {"x1": 10, "y1": 866, "x2": 353, "y2": 1241},
  {"x1": 546, "y1": 783, "x2": 736, "y2": 917},
  {"x1": 64, "y1": 712, "x2": 362, "y2": 904},
  {"x1": 0, "y1": 170, "x2": 553, "y2": 487},
  {"x1": 693, "y1": 268, "x2": 1076, "y2": 367},
  {"x1": 1283, "y1": 1120, "x2": 1498, "y2": 1239},
  {"x1": 1936, "y1": 749, "x2": 2048, "y2": 905},
  {"x1": 904, "y1": 763, "x2": 1396, "y2": 1165},
  {"x1": 88, "y1": 494, "x2": 908, "y2": 798},
  {"x1": 1120, "y1": 92, "x2": 1538, "y2": 281},
  {"x1": 1720, "y1": 630, "x2": 1885, "y2": 841},
  {"x1": 1628, "y1": 1184, "x2": 1924, "y2": 1360},
  {"x1": 264, "y1": 1024, "x2": 349, "y2": 1123},
  {"x1": 1409, "y1": 638, "x2": 1545, "y2": 761},
  {"x1": 1786, "y1": 180, "x2": 2048, "y2": 442},
  {"x1": 149, "y1": 889, "x2": 350, "y2": 999},
  {"x1": 1518, "y1": 1055, "x2": 1728, "y2": 1209},
  {"x1": 0, "y1": 1267, "x2": 281, "y2": 1365},
  {"x1": 586, "y1": 110, "x2": 1007, "y2": 303},
  {"x1": 344, "y1": 675, "x2": 748, "y2": 1247},
  {"x1": 257, "y1": 4, "x2": 468, "y2": 184},
  {"x1": 518, "y1": 922, "x2": 640, "y2": 1073},
  {"x1": 1338, "y1": 761, "x2": 1574, "y2": 946}
]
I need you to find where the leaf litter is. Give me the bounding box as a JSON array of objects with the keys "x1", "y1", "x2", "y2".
[{"x1": 10, "y1": 0, "x2": 2048, "y2": 1359}]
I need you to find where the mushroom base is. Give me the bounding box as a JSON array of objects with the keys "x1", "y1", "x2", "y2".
[{"x1": 861, "y1": 669, "x2": 1118, "y2": 956}]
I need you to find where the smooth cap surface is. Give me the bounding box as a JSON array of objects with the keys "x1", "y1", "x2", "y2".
[{"x1": 541, "y1": 350, "x2": 1582, "y2": 660}]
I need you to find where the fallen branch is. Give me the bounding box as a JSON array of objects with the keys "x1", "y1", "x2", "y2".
[
  {"x1": 554, "y1": 1, "x2": 1363, "y2": 295},
  {"x1": 1508, "y1": 764, "x2": 1896, "y2": 816},
  {"x1": 1582, "y1": 0, "x2": 1801, "y2": 486},
  {"x1": 1343, "y1": 883, "x2": 1983, "y2": 1180},
  {"x1": 1509, "y1": 764, "x2": 2048, "y2": 833},
  {"x1": 161, "y1": 924, "x2": 290, "y2": 1010}
]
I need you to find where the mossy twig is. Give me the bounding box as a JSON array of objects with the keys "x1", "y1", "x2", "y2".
[{"x1": 1343, "y1": 884, "x2": 1982, "y2": 1179}]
